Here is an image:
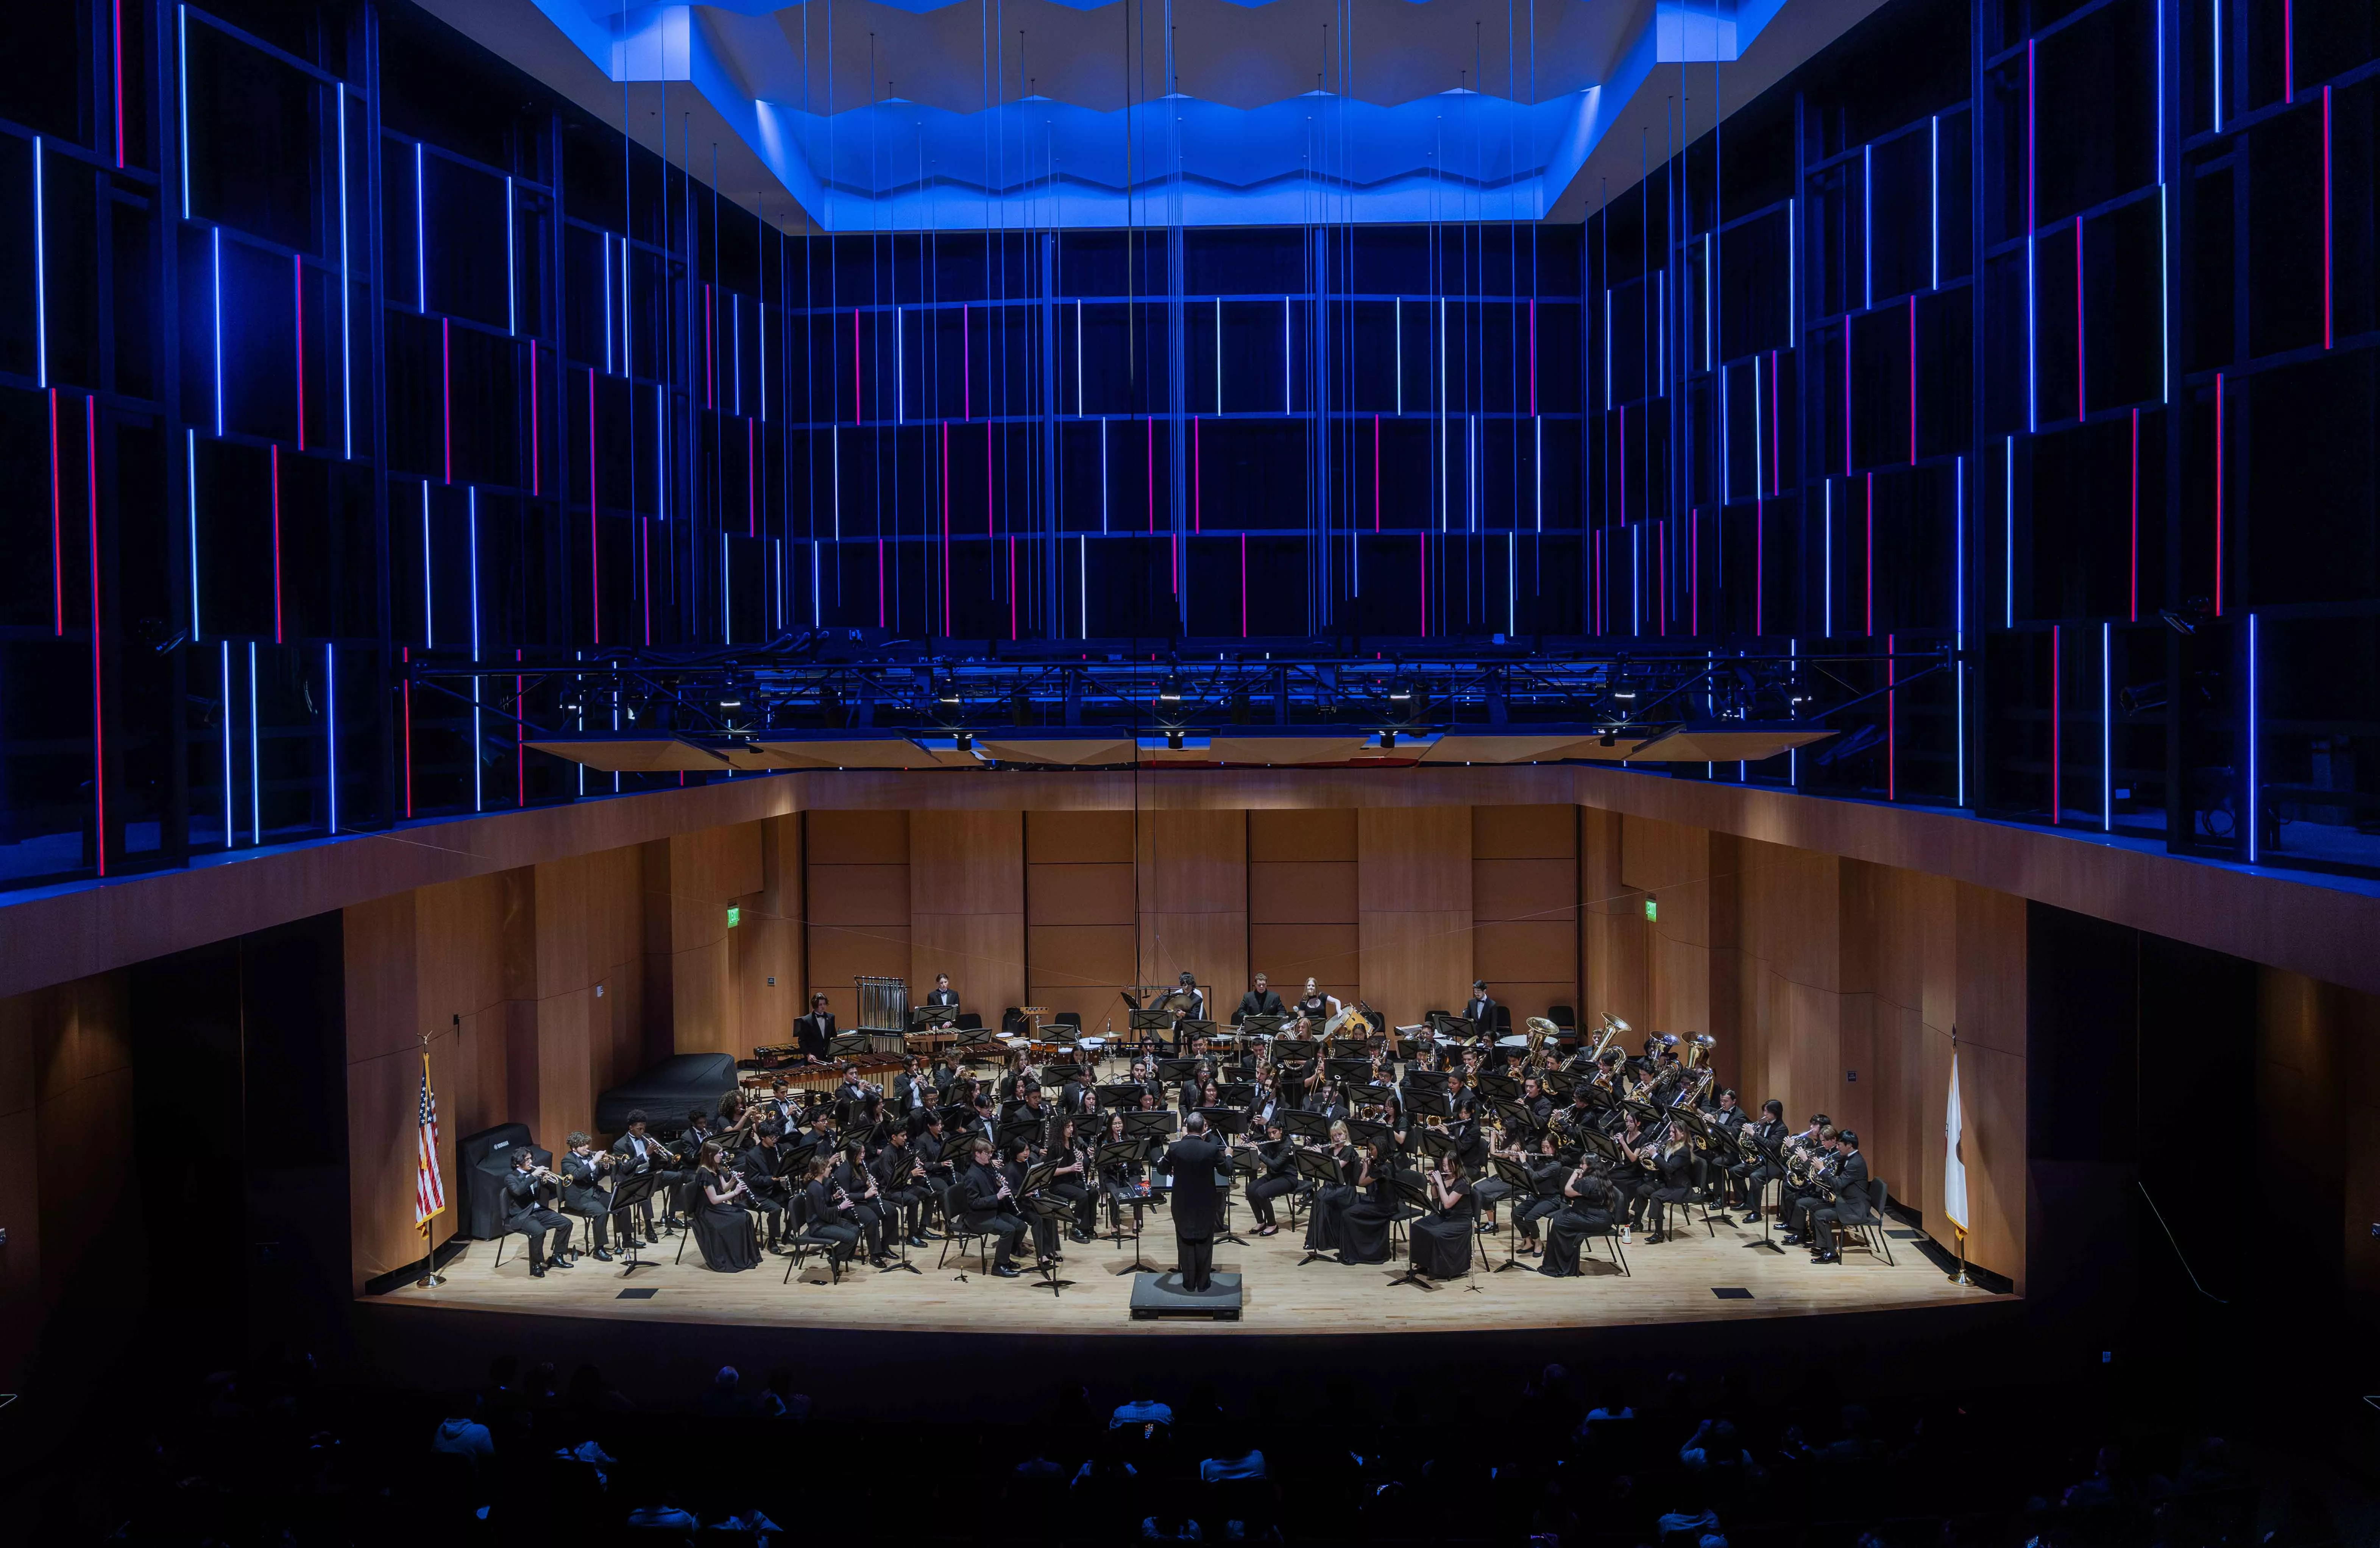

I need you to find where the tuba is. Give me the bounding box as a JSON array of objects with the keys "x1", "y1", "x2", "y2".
[
  {"x1": 1683, "y1": 1032, "x2": 1717, "y2": 1071},
  {"x1": 1585, "y1": 1012, "x2": 1628, "y2": 1067}
]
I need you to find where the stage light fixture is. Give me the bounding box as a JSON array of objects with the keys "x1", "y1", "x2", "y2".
[{"x1": 1158, "y1": 673, "x2": 1184, "y2": 702}]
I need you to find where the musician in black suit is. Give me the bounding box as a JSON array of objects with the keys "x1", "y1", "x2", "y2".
[
  {"x1": 793, "y1": 993, "x2": 836, "y2": 1064},
  {"x1": 1808, "y1": 1131, "x2": 1874, "y2": 1263},
  {"x1": 738, "y1": 1124, "x2": 794, "y2": 1250},
  {"x1": 893, "y1": 1056, "x2": 937, "y2": 1118},
  {"x1": 956, "y1": 1136, "x2": 1028, "y2": 1277},
  {"x1": 501, "y1": 1148, "x2": 574, "y2": 1277},
  {"x1": 1243, "y1": 1118, "x2": 1300, "y2": 1235},
  {"x1": 830, "y1": 1142, "x2": 892, "y2": 1265},
  {"x1": 1463, "y1": 981, "x2": 1499, "y2": 1036},
  {"x1": 920, "y1": 974, "x2": 961, "y2": 1028},
  {"x1": 557, "y1": 1133, "x2": 617, "y2": 1263},
  {"x1": 1165, "y1": 1113, "x2": 1226, "y2": 1292},
  {"x1": 1233, "y1": 973, "x2": 1286, "y2": 1026},
  {"x1": 1728, "y1": 1098, "x2": 1787, "y2": 1216},
  {"x1": 606, "y1": 1110, "x2": 685, "y2": 1243},
  {"x1": 872, "y1": 1122, "x2": 933, "y2": 1247},
  {"x1": 800, "y1": 1157, "x2": 862, "y2": 1267}
]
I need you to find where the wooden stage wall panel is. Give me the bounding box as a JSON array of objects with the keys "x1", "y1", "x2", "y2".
[
  {"x1": 1357, "y1": 807, "x2": 1473, "y2": 1026},
  {"x1": 909, "y1": 810, "x2": 1025, "y2": 1024},
  {"x1": 730, "y1": 816, "x2": 802, "y2": 1055},
  {"x1": 1472, "y1": 806, "x2": 1578, "y2": 1021},
  {"x1": 1139, "y1": 809, "x2": 1247, "y2": 1010},
  {"x1": 1027, "y1": 811, "x2": 1140, "y2": 1029},
  {"x1": 804, "y1": 811, "x2": 909, "y2": 1017},
  {"x1": 1248, "y1": 809, "x2": 1359, "y2": 1006}
]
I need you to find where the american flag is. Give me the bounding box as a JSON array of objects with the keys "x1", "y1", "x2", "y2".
[{"x1": 415, "y1": 1052, "x2": 447, "y2": 1229}]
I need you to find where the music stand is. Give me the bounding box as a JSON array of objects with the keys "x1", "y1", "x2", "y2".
[
  {"x1": 1488, "y1": 1156, "x2": 1539, "y2": 1273},
  {"x1": 829, "y1": 1032, "x2": 871, "y2": 1059},
  {"x1": 1542, "y1": 1070, "x2": 1577, "y2": 1099},
  {"x1": 1096, "y1": 1139, "x2": 1156, "y2": 1272},
  {"x1": 609, "y1": 1168, "x2": 664, "y2": 1278},
  {"x1": 1346, "y1": 1118, "x2": 1396, "y2": 1154},
  {"x1": 909, "y1": 1003, "x2": 959, "y2": 1032},
  {"x1": 1155, "y1": 1058, "x2": 1200, "y2": 1088},
  {"x1": 1239, "y1": 1013, "x2": 1288, "y2": 1038},
  {"x1": 1292, "y1": 1147, "x2": 1346, "y2": 1264},
  {"x1": 1577, "y1": 1127, "x2": 1622, "y2": 1166},
  {"x1": 1490, "y1": 1098, "x2": 1539, "y2": 1139},
  {"x1": 1280, "y1": 1110, "x2": 1333, "y2": 1144},
  {"x1": 1095, "y1": 1083, "x2": 1145, "y2": 1111},
  {"x1": 1385, "y1": 1169, "x2": 1436, "y2": 1290},
  {"x1": 1411, "y1": 1125, "x2": 1458, "y2": 1161},
  {"x1": 1405, "y1": 1069, "x2": 1451, "y2": 1103},
  {"x1": 1426, "y1": 1013, "x2": 1477, "y2": 1041},
  {"x1": 1021, "y1": 1194, "x2": 1076, "y2": 1296},
  {"x1": 1477, "y1": 1072, "x2": 1521, "y2": 1102},
  {"x1": 1745, "y1": 1133, "x2": 1786, "y2": 1254},
  {"x1": 1324, "y1": 1057, "x2": 1375, "y2": 1085},
  {"x1": 1217, "y1": 1081, "x2": 1257, "y2": 1108}
]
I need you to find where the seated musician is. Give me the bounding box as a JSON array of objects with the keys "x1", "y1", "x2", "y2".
[
  {"x1": 1519, "y1": 1076, "x2": 1553, "y2": 1128},
  {"x1": 1537, "y1": 1158, "x2": 1620, "y2": 1278},
  {"x1": 1784, "y1": 1126, "x2": 1843, "y2": 1248},
  {"x1": 915, "y1": 1110, "x2": 959, "y2": 1225},
  {"x1": 793, "y1": 993, "x2": 836, "y2": 1066},
  {"x1": 1513, "y1": 1132, "x2": 1571, "y2": 1256},
  {"x1": 873, "y1": 1120, "x2": 934, "y2": 1247},
  {"x1": 1046, "y1": 1115, "x2": 1098, "y2": 1242},
  {"x1": 831, "y1": 1141, "x2": 893, "y2": 1267},
  {"x1": 1234, "y1": 973, "x2": 1285, "y2": 1026},
  {"x1": 800, "y1": 1157, "x2": 863, "y2": 1267},
  {"x1": 1806, "y1": 1129, "x2": 1873, "y2": 1264},
  {"x1": 1301, "y1": 1120, "x2": 1361, "y2": 1254},
  {"x1": 558, "y1": 1133, "x2": 617, "y2": 1263},
  {"x1": 1732, "y1": 1099, "x2": 1789, "y2": 1222},
  {"x1": 739, "y1": 1123, "x2": 794, "y2": 1252},
  {"x1": 1003, "y1": 1137, "x2": 1062, "y2": 1266},
  {"x1": 606, "y1": 1110, "x2": 686, "y2": 1242},
  {"x1": 894, "y1": 1055, "x2": 936, "y2": 1117},
  {"x1": 1778, "y1": 1114, "x2": 1833, "y2": 1235},
  {"x1": 1244, "y1": 1117, "x2": 1299, "y2": 1237},
  {"x1": 1611, "y1": 1111, "x2": 1657, "y2": 1241},
  {"x1": 1097, "y1": 1110, "x2": 1151, "y2": 1233},
  {"x1": 501, "y1": 1147, "x2": 573, "y2": 1277},
  {"x1": 957, "y1": 1136, "x2": 1029, "y2": 1278}
]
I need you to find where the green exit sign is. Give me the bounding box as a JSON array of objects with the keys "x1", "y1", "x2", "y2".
[
  {"x1": 726, "y1": 905, "x2": 742, "y2": 929},
  {"x1": 1644, "y1": 897, "x2": 1658, "y2": 922}
]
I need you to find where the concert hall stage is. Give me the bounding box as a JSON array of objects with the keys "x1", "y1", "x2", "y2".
[{"x1": 376, "y1": 1200, "x2": 1997, "y2": 1338}]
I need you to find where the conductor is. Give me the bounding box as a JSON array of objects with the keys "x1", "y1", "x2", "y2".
[{"x1": 1165, "y1": 1113, "x2": 1225, "y2": 1292}]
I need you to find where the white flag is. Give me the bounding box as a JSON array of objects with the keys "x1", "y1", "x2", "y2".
[{"x1": 1943, "y1": 1049, "x2": 1968, "y2": 1234}]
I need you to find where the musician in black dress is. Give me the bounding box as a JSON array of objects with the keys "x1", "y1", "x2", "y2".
[
  {"x1": 800, "y1": 1157, "x2": 862, "y2": 1269},
  {"x1": 1408, "y1": 1149, "x2": 1477, "y2": 1280},
  {"x1": 1292, "y1": 976, "x2": 1337, "y2": 1026},
  {"x1": 1300, "y1": 1122, "x2": 1359, "y2": 1253},
  {"x1": 956, "y1": 1136, "x2": 1028, "y2": 1277},
  {"x1": 558, "y1": 1133, "x2": 617, "y2": 1263},
  {"x1": 1611, "y1": 1111, "x2": 1658, "y2": 1236},
  {"x1": 1538, "y1": 1161, "x2": 1619, "y2": 1277},
  {"x1": 690, "y1": 1141, "x2": 762, "y2": 1272},
  {"x1": 737, "y1": 1124, "x2": 794, "y2": 1251},
  {"x1": 1642, "y1": 1128, "x2": 1695, "y2": 1242},
  {"x1": 1046, "y1": 1116, "x2": 1099, "y2": 1242},
  {"x1": 501, "y1": 1148, "x2": 574, "y2": 1277},
  {"x1": 1097, "y1": 1111, "x2": 1150, "y2": 1236},
  {"x1": 1243, "y1": 1118, "x2": 1299, "y2": 1236},
  {"x1": 606, "y1": 1110, "x2": 685, "y2": 1242},
  {"x1": 1337, "y1": 1143, "x2": 1397, "y2": 1265},
  {"x1": 1807, "y1": 1131, "x2": 1874, "y2": 1264}
]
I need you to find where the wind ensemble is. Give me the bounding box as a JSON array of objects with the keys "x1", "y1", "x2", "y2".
[{"x1": 508, "y1": 975, "x2": 1876, "y2": 1285}]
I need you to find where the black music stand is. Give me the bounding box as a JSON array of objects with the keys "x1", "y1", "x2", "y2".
[
  {"x1": 1324, "y1": 1057, "x2": 1374, "y2": 1085},
  {"x1": 1097, "y1": 1139, "x2": 1156, "y2": 1273},
  {"x1": 1488, "y1": 1156, "x2": 1539, "y2": 1272},
  {"x1": 1122, "y1": 1109, "x2": 1178, "y2": 1197},
  {"x1": 1022, "y1": 1194, "x2": 1076, "y2": 1296},
  {"x1": 1239, "y1": 1013, "x2": 1288, "y2": 1038},
  {"x1": 909, "y1": 1003, "x2": 960, "y2": 1033},
  {"x1": 1292, "y1": 1147, "x2": 1346, "y2": 1264},
  {"x1": 1280, "y1": 1110, "x2": 1333, "y2": 1144},
  {"x1": 1384, "y1": 1169, "x2": 1437, "y2": 1291},
  {"x1": 1745, "y1": 1133, "x2": 1786, "y2": 1253},
  {"x1": 1411, "y1": 1124, "x2": 1458, "y2": 1162},
  {"x1": 1127, "y1": 1008, "x2": 1175, "y2": 1053},
  {"x1": 1490, "y1": 1097, "x2": 1539, "y2": 1139},
  {"x1": 1196, "y1": 1108, "x2": 1252, "y2": 1244},
  {"x1": 1542, "y1": 1069, "x2": 1577, "y2": 1099},
  {"x1": 1405, "y1": 1069, "x2": 1450, "y2": 1103},
  {"x1": 1095, "y1": 1082, "x2": 1145, "y2": 1111},
  {"x1": 1217, "y1": 1081, "x2": 1257, "y2": 1108},
  {"x1": 1346, "y1": 1118, "x2": 1396, "y2": 1154},
  {"x1": 1478, "y1": 1071, "x2": 1521, "y2": 1102},
  {"x1": 1426, "y1": 1013, "x2": 1477, "y2": 1042},
  {"x1": 609, "y1": 1169, "x2": 665, "y2": 1279},
  {"x1": 1156, "y1": 1058, "x2": 1200, "y2": 1088}
]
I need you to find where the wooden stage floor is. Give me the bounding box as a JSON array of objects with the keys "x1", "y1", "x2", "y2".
[{"x1": 380, "y1": 1200, "x2": 1998, "y2": 1336}]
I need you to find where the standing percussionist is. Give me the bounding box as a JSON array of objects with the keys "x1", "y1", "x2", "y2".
[
  {"x1": 1234, "y1": 973, "x2": 1285, "y2": 1026},
  {"x1": 920, "y1": 973, "x2": 961, "y2": 1029},
  {"x1": 501, "y1": 1148, "x2": 574, "y2": 1277},
  {"x1": 1463, "y1": 980, "x2": 1499, "y2": 1038},
  {"x1": 793, "y1": 993, "x2": 837, "y2": 1065},
  {"x1": 558, "y1": 1133, "x2": 618, "y2": 1263}
]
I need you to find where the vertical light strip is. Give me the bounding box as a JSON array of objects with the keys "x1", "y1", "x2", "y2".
[
  {"x1": 2213, "y1": 373, "x2": 2224, "y2": 615},
  {"x1": 2026, "y1": 42, "x2": 2038, "y2": 432},
  {"x1": 337, "y1": 84, "x2": 352, "y2": 460},
  {"x1": 469, "y1": 489, "x2": 482, "y2": 813},
  {"x1": 325, "y1": 643, "x2": 337, "y2": 835},
  {"x1": 248, "y1": 642, "x2": 260, "y2": 845},
  {"x1": 1930, "y1": 115, "x2": 1940, "y2": 290},
  {"x1": 32, "y1": 138, "x2": 47, "y2": 387},
  {"x1": 293, "y1": 255, "x2": 306, "y2": 449},
  {"x1": 1215, "y1": 298, "x2": 1223, "y2": 415},
  {"x1": 187, "y1": 430, "x2": 201, "y2": 637},
  {"x1": 2050, "y1": 624, "x2": 2062, "y2": 825},
  {"x1": 177, "y1": 7, "x2": 191, "y2": 217},
  {"x1": 1282, "y1": 295, "x2": 1291, "y2": 413},
  {"x1": 220, "y1": 644, "x2": 233, "y2": 846},
  {"x1": 2322, "y1": 86, "x2": 2333, "y2": 349},
  {"x1": 421, "y1": 482, "x2": 434, "y2": 645},
  {"x1": 602, "y1": 240, "x2": 613, "y2": 373},
  {"x1": 2213, "y1": 0, "x2": 2223, "y2": 131},
  {"x1": 414, "y1": 143, "x2": 426, "y2": 311},
  {"x1": 2074, "y1": 217, "x2": 2085, "y2": 419},
  {"x1": 2004, "y1": 436, "x2": 2016, "y2": 625},
  {"x1": 721, "y1": 531, "x2": 732, "y2": 642},
  {"x1": 1862, "y1": 143, "x2": 1873, "y2": 309},
  {"x1": 87, "y1": 394, "x2": 102, "y2": 873},
  {"x1": 212, "y1": 228, "x2": 223, "y2": 435},
  {"x1": 1886, "y1": 632, "x2": 1896, "y2": 801},
  {"x1": 2245, "y1": 613, "x2": 2258, "y2": 862},
  {"x1": 2101, "y1": 621, "x2": 2112, "y2": 832},
  {"x1": 1079, "y1": 536, "x2": 1087, "y2": 639},
  {"x1": 504, "y1": 176, "x2": 516, "y2": 335},
  {"x1": 2159, "y1": 183, "x2": 2171, "y2": 402},
  {"x1": 269, "y1": 445, "x2": 283, "y2": 641},
  {"x1": 1823, "y1": 480, "x2": 1833, "y2": 635},
  {"x1": 1534, "y1": 416, "x2": 1542, "y2": 533},
  {"x1": 1954, "y1": 454, "x2": 1966, "y2": 808},
  {"x1": 587, "y1": 369, "x2": 599, "y2": 641},
  {"x1": 2129, "y1": 409, "x2": 2140, "y2": 620},
  {"x1": 440, "y1": 320, "x2": 452, "y2": 482}
]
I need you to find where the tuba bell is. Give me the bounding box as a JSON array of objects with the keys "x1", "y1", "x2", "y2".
[{"x1": 1683, "y1": 1032, "x2": 1717, "y2": 1071}]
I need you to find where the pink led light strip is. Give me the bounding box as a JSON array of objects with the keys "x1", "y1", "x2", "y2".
[
  {"x1": 588, "y1": 369, "x2": 599, "y2": 643},
  {"x1": 87, "y1": 394, "x2": 103, "y2": 874},
  {"x1": 270, "y1": 445, "x2": 283, "y2": 641}
]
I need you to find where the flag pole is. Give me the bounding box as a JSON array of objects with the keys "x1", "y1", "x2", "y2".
[
  {"x1": 416, "y1": 1034, "x2": 447, "y2": 1289},
  {"x1": 1951, "y1": 1225, "x2": 1970, "y2": 1288}
]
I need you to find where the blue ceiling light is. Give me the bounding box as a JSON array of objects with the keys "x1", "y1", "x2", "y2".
[{"x1": 428, "y1": 0, "x2": 1819, "y2": 231}]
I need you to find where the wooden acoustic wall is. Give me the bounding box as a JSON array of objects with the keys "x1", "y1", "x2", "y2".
[
  {"x1": 1472, "y1": 806, "x2": 1580, "y2": 1025},
  {"x1": 804, "y1": 810, "x2": 909, "y2": 1018},
  {"x1": 1026, "y1": 811, "x2": 1139, "y2": 1031},
  {"x1": 1358, "y1": 807, "x2": 1473, "y2": 1027},
  {"x1": 1247, "y1": 809, "x2": 1360, "y2": 1006},
  {"x1": 911, "y1": 811, "x2": 1025, "y2": 1023},
  {"x1": 1140, "y1": 810, "x2": 1248, "y2": 1013},
  {"x1": 1583, "y1": 819, "x2": 2031, "y2": 1288}
]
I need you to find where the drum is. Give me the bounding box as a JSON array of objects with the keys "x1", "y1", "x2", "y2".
[{"x1": 1496, "y1": 1034, "x2": 1532, "y2": 1052}]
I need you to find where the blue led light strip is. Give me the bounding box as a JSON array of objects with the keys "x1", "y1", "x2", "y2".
[{"x1": 219, "y1": 643, "x2": 233, "y2": 848}]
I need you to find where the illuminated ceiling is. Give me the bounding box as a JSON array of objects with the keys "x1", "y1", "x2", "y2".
[{"x1": 416, "y1": 0, "x2": 1891, "y2": 231}]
